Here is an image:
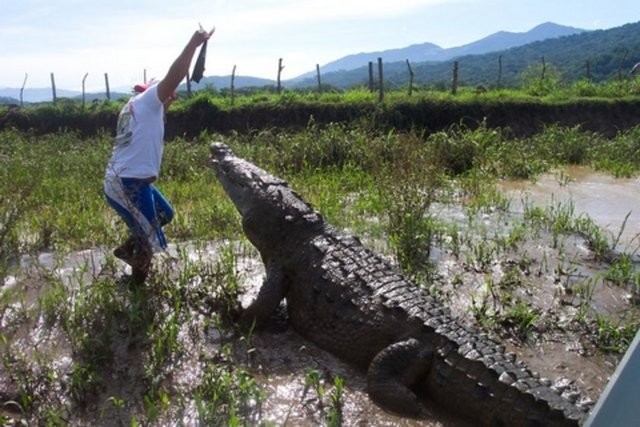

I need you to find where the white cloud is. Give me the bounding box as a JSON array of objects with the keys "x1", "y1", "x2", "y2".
[{"x1": 210, "y1": 0, "x2": 457, "y2": 33}]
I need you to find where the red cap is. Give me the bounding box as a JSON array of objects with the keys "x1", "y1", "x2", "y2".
[
  {"x1": 133, "y1": 83, "x2": 150, "y2": 93},
  {"x1": 132, "y1": 80, "x2": 176, "y2": 101}
]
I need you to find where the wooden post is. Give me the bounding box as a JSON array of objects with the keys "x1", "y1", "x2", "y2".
[
  {"x1": 451, "y1": 61, "x2": 458, "y2": 95},
  {"x1": 82, "y1": 72, "x2": 88, "y2": 109},
  {"x1": 20, "y1": 73, "x2": 28, "y2": 107},
  {"x1": 540, "y1": 56, "x2": 546, "y2": 82},
  {"x1": 497, "y1": 55, "x2": 503, "y2": 89},
  {"x1": 406, "y1": 59, "x2": 414, "y2": 96},
  {"x1": 377, "y1": 57, "x2": 384, "y2": 103},
  {"x1": 277, "y1": 58, "x2": 284, "y2": 94},
  {"x1": 186, "y1": 71, "x2": 192, "y2": 96},
  {"x1": 104, "y1": 73, "x2": 111, "y2": 101},
  {"x1": 316, "y1": 64, "x2": 322, "y2": 93},
  {"x1": 50, "y1": 72, "x2": 57, "y2": 103},
  {"x1": 231, "y1": 65, "x2": 236, "y2": 105},
  {"x1": 368, "y1": 61, "x2": 374, "y2": 92}
]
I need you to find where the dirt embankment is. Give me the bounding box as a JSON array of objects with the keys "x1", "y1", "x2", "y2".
[{"x1": 2, "y1": 98, "x2": 640, "y2": 138}]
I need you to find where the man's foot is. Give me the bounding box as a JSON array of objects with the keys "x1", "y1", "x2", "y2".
[
  {"x1": 113, "y1": 236, "x2": 136, "y2": 265},
  {"x1": 114, "y1": 237, "x2": 152, "y2": 284},
  {"x1": 129, "y1": 241, "x2": 152, "y2": 285},
  {"x1": 129, "y1": 267, "x2": 149, "y2": 286}
]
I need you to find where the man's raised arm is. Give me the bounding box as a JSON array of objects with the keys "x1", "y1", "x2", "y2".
[{"x1": 157, "y1": 27, "x2": 214, "y2": 102}]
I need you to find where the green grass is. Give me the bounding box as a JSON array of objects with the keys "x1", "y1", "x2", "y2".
[
  {"x1": 0, "y1": 129, "x2": 240, "y2": 256},
  {"x1": 165, "y1": 78, "x2": 640, "y2": 108}
]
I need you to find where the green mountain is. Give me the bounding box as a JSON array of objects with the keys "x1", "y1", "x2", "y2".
[
  {"x1": 293, "y1": 22, "x2": 584, "y2": 79},
  {"x1": 291, "y1": 21, "x2": 640, "y2": 89}
]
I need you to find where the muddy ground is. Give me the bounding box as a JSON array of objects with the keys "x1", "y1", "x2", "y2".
[{"x1": 2, "y1": 168, "x2": 640, "y2": 426}]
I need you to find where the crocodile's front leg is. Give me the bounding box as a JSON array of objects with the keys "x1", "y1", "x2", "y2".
[
  {"x1": 366, "y1": 338, "x2": 433, "y2": 417},
  {"x1": 239, "y1": 261, "x2": 289, "y2": 329}
]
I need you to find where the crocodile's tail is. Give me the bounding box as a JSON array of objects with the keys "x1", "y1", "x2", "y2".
[
  {"x1": 366, "y1": 336, "x2": 586, "y2": 426},
  {"x1": 425, "y1": 341, "x2": 586, "y2": 427}
]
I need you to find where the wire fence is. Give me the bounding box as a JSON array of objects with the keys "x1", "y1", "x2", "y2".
[{"x1": 11, "y1": 54, "x2": 640, "y2": 107}]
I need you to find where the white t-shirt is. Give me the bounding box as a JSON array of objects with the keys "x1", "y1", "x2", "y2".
[{"x1": 105, "y1": 84, "x2": 165, "y2": 179}]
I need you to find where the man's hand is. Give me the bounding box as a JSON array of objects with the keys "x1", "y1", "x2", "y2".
[
  {"x1": 158, "y1": 24, "x2": 216, "y2": 103},
  {"x1": 190, "y1": 24, "x2": 215, "y2": 49}
]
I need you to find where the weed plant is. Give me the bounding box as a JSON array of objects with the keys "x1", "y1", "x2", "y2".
[
  {"x1": 303, "y1": 369, "x2": 345, "y2": 427},
  {"x1": 374, "y1": 132, "x2": 448, "y2": 277}
]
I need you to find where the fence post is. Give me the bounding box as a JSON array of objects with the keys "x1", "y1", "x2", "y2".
[
  {"x1": 406, "y1": 59, "x2": 414, "y2": 96},
  {"x1": 104, "y1": 73, "x2": 111, "y2": 101},
  {"x1": 368, "y1": 61, "x2": 374, "y2": 92},
  {"x1": 50, "y1": 72, "x2": 57, "y2": 103},
  {"x1": 316, "y1": 64, "x2": 322, "y2": 93},
  {"x1": 277, "y1": 58, "x2": 284, "y2": 94},
  {"x1": 20, "y1": 73, "x2": 28, "y2": 107},
  {"x1": 231, "y1": 65, "x2": 236, "y2": 105},
  {"x1": 540, "y1": 56, "x2": 546, "y2": 82},
  {"x1": 82, "y1": 72, "x2": 88, "y2": 109},
  {"x1": 451, "y1": 61, "x2": 458, "y2": 95},
  {"x1": 377, "y1": 57, "x2": 384, "y2": 103}
]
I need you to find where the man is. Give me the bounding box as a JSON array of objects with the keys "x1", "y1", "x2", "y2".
[{"x1": 104, "y1": 26, "x2": 214, "y2": 282}]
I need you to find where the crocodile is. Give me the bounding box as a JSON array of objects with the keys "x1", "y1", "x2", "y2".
[{"x1": 210, "y1": 142, "x2": 588, "y2": 426}]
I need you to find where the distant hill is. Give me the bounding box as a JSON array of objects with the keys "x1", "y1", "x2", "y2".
[
  {"x1": 290, "y1": 21, "x2": 640, "y2": 89},
  {"x1": 441, "y1": 22, "x2": 586, "y2": 59},
  {"x1": 0, "y1": 87, "x2": 82, "y2": 104},
  {"x1": 292, "y1": 22, "x2": 585, "y2": 80},
  {"x1": 0, "y1": 96, "x2": 19, "y2": 105},
  {"x1": 305, "y1": 42, "x2": 444, "y2": 77}
]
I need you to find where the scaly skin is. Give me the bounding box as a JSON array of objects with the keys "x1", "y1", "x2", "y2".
[{"x1": 210, "y1": 142, "x2": 587, "y2": 426}]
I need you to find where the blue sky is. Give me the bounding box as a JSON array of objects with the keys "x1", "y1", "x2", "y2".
[{"x1": 1, "y1": 0, "x2": 637, "y2": 91}]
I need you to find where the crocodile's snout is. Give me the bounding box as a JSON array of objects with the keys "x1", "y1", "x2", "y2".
[{"x1": 210, "y1": 142, "x2": 234, "y2": 164}]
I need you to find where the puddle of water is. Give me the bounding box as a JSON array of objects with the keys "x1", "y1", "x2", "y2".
[{"x1": 502, "y1": 166, "x2": 640, "y2": 250}]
